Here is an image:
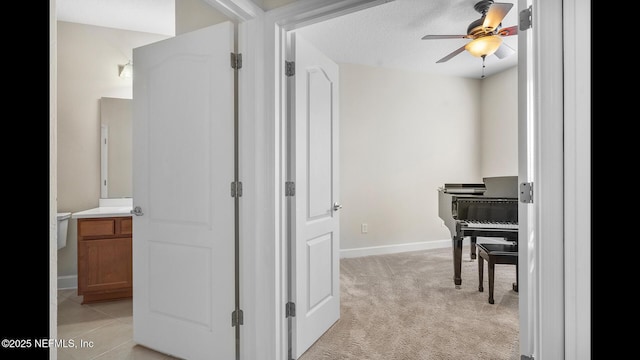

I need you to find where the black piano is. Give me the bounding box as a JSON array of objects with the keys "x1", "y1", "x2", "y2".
[{"x1": 438, "y1": 176, "x2": 518, "y2": 288}]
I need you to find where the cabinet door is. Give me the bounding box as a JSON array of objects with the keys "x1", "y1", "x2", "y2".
[{"x1": 78, "y1": 237, "x2": 133, "y2": 293}]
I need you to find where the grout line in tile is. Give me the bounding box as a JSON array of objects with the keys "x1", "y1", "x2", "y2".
[
  {"x1": 66, "y1": 318, "x2": 118, "y2": 340},
  {"x1": 88, "y1": 305, "x2": 123, "y2": 318},
  {"x1": 87, "y1": 337, "x2": 134, "y2": 360},
  {"x1": 77, "y1": 322, "x2": 133, "y2": 359}
]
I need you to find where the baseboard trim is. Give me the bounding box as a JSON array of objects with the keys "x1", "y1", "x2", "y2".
[
  {"x1": 340, "y1": 239, "x2": 451, "y2": 258},
  {"x1": 58, "y1": 275, "x2": 77, "y2": 290}
]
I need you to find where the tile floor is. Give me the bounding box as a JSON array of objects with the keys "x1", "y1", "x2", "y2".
[{"x1": 57, "y1": 289, "x2": 180, "y2": 359}]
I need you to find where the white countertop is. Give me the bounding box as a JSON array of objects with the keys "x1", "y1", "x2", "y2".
[
  {"x1": 71, "y1": 198, "x2": 133, "y2": 219},
  {"x1": 72, "y1": 206, "x2": 133, "y2": 219}
]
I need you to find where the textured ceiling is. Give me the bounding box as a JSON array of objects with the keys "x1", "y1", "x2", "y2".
[
  {"x1": 296, "y1": 0, "x2": 518, "y2": 79},
  {"x1": 56, "y1": 0, "x2": 176, "y2": 36},
  {"x1": 56, "y1": 0, "x2": 518, "y2": 79}
]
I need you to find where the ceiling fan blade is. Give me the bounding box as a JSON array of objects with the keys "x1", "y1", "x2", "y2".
[
  {"x1": 493, "y1": 42, "x2": 515, "y2": 59},
  {"x1": 436, "y1": 45, "x2": 467, "y2": 63},
  {"x1": 422, "y1": 34, "x2": 469, "y2": 40},
  {"x1": 483, "y1": 2, "x2": 513, "y2": 31},
  {"x1": 497, "y1": 25, "x2": 518, "y2": 36}
]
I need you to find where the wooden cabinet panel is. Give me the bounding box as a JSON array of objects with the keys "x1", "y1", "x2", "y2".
[
  {"x1": 79, "y1": 238, "x2": 132, "y2": 291},
  {"x1": 120, "y1": 218, "x2": 133, "y2": 235},
  {"x1": 77, "y1": 216, "x2": 133, "y2": 304}
]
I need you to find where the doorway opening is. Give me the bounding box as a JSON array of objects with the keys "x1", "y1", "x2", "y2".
[{"x1": 285, "y1": 1, "x2": 520, "y2": 358}]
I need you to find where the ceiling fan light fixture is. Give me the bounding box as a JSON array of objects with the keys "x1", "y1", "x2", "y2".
[{"x1": 464, "y1": 35, "x2": 503, "y2": 58}]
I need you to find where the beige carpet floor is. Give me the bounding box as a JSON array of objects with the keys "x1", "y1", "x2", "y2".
[{"x1": 298, "y1": 246, "x2": 520, "y2": 360}]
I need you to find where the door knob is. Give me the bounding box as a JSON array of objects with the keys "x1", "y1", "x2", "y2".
[
  {"x1": 131, "y1": 206, "x2": 144, "y2": 216},
  {"x1": 333, "y1": 202, "x2": 343, "y2": 211}
]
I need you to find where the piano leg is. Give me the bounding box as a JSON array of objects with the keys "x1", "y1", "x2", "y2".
[
  {"x1": 478, "y1": 253, "x2": 484, "y2": 292},
  {"x1": 452, "y1": 236, "x2": 463, "y2": 288},
  {"x1": 470, "y1": 236, "x2": 477, "y2": 260},
  {"x1": 513, "y1": 262, "x2": 519, "y2": 292}
]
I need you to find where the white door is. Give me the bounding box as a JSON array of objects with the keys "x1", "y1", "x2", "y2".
[
  {"x1": 290, "y1": 33, "x2": 340, "y2": 359},
  {"x1": 132, "y1": 22, "x2": 235, "y2": 360}
]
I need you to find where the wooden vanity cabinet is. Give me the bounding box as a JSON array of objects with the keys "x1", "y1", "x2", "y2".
[{"x1": 77, "y1": 216, "x2": 132, "y2": 304}]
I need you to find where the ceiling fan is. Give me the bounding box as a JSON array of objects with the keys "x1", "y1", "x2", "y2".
[{"x1": 421, "y1": 0, "x2": 517, "y2": 75}]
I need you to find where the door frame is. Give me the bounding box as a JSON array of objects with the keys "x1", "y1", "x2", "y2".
[
  {"x1": 160, "y1": 1, "x2": 587, "y2": 359},
  {"x1": 561, "y1": 0, "x2": 591, "y2": 359},
  {"x1": 518, "y1": 0, "x2": 564, "y2": 358},
  {"x1": 266, "y1": 4, "x2": 406, "y2": 358}
]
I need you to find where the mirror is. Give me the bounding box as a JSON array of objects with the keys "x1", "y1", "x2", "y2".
[{"x1": 100, "y1": 97, "x2": 132, "y2": 198}]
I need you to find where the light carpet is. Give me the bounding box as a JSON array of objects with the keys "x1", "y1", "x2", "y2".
[{"x1": 298, "y1": 246, "x2": 519, "y2": 360}]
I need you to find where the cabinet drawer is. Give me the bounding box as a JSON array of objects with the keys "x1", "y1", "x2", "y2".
[
  {"x1": 78, "y1": 217, "x2": 133, "y2": 238},
  {"x1": 79, "y1": 219, "x2": 116, "y2": 237}
]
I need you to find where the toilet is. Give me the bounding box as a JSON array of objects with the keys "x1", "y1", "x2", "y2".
[{"x1": 57, "y1": 212, "x2": 71, "y2": 250}]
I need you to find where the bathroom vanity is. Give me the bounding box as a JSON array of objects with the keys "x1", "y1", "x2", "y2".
[{"x1": 73, "y1": 201, "x2": 133, "y2": 304}]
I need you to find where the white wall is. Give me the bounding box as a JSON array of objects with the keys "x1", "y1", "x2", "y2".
[
  {"x1": 480, "y1": 66, "x2": 518, "y2": 177},
  {"x1": 339, "y1": 63, "x2": 518, "y2": 253},
  {"x1": 176, "y1": 0, "x2": 231, "y2": 35},
  {"x1": 339, "y1": 63, "x2": 483, "y2": 251}
]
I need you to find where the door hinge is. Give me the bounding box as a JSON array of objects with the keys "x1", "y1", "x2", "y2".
[
  {"x1": 285, "y1": 181, "x2": 295, "y2": 196},
  {"x1": 231, "y1": 309, "x2": 244, "y2": 327},
  {"x1": 231, "y1": 52, "x2": 242, "y2": 70},
  {"x1": 521, "y1": 355, "x2": 534, "y2": 360},
  {"x1": 285, "y1": 302, "x2": 296, "y2": 317},
  {"x1": 231, "y1": 181, "x2": 243, "y2": 198},
  {"x1": 519, "y1": 5, "x2": 532, "y2": 31},
  {"x1": 519, "y1": 182, "x2": 533, "y2": 203},
  {"x1": 285, "y1": 61, "x2": 295, "y2": 77}
]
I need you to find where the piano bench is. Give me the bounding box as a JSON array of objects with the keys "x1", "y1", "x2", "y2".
[{"x1": 477, "y1": 243, "x2": 518, "y2": 304}]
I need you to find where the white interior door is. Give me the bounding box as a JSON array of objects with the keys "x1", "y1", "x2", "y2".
[
  {"x1": 132, "y1": 22, "x2": 235, "y2": 360},
  {"x1": 290, "y1": 33, "x2": 340, "y2": 359}
]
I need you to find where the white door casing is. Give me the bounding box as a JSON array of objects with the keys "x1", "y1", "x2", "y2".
[
  {"x1": 132, "y1": 22, "x2": 236, "y2": 360},
  {"x1": 517, "y1": 0, "x2": 535, "y2": 351},
  {"x1": 290, "y1": 33, "x2": 341, "y2": 359},
  {"x1": 209, "y1": 1, "x2": 574, "y2": 359},
  {"x1": 518, "y1": 0, "x2": 536, "y2": 357},
  {"x1": 518, "y1": 0, "x2": 565, "y2": 358}
]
